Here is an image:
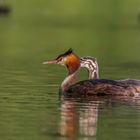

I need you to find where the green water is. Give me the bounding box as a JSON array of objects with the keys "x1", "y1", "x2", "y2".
[{"x1": 0, "y1": 0, "x2": 140, "y2": 140}]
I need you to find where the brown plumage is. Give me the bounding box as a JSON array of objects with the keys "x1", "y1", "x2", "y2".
[{"x1": 43, "y1": 49, "x2": 140, "y2": 97}]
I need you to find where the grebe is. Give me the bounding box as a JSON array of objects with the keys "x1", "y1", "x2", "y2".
[
  {"x1": 80, "y1": 56, "x2": 99, "y2": 79},
  {"x1": 43, "y1": 49, "x2": 140, "y2": 97},
  {"x1": 80, "y1": 56, "x2": 140, "y2": 90}
]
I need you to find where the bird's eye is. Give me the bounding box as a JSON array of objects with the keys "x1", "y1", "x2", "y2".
[{"x1": 58, "y1": 57, "x2": 63, "y2": 61}]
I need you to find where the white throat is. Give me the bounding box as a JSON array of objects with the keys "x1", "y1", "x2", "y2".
[{"x1": 60, "y1": 68, "x2": 80, "y2": 92}]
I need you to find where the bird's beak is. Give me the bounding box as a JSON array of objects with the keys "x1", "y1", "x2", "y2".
[{"x1": 43, "y1": 59, "x2": 58, "y2": 64}]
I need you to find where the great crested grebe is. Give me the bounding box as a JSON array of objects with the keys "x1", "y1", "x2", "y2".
[
  {"x1": 80, "y1": 56, "x2": 140, "y2": 89},
  {"x1": 43, "y1": 49, "x2": 140, "y2": 97},
  {"x1": 80, "y1": 56, "x2": 99, "y2": 79}
]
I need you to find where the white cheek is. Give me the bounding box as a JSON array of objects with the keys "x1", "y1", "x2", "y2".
[
  {"x1": 81, "y1": 63, "x2": 88, "y2": 68},
  {"x1": 58, "y1": 61, "x2": 65, "y2": 66},
  {"x1": 85, "y1": 64, "x2": 89, "y2": 68},
  {"x1": 58, "y1": 58, "x2": 67, "y2": 66},
  {"x1": 63, "y1": 57, "x2": 67, "y2": 62}
]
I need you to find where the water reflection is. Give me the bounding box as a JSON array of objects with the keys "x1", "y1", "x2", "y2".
[
  {"x1": 58, "y1": 96, "x2": 140, "y2": 140},
  {"x1": 59, "y1": 97, "x2": 100, "y2": 139},
  {"x1": 60, "y1": 99, "x2": 78, "y2": 138},
  {"x1": 79, "y1": 102, "x2": 98, "y2": 137}
]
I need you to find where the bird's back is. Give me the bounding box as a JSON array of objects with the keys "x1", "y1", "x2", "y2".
[{"x1": 65, "y1": 79, "x2": 140, "y2": 97}]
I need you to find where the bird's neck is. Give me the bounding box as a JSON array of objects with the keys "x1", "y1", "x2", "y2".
[
  {"x1": 87, "y1": 61, "x2": 99, "y2": 79},
  {"x1": 88, "y1": 68, "x2": 99, "y2": 79},
  {"x1": 60, "y1": 53, "x2": 81, "y2": 92},
  {"x1": 60, "y1": 68, "x2": 80, "y2": 92}
]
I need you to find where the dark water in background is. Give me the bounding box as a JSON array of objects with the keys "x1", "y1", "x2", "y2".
[{"x1": 0, "y1": 0, "x2": 140, "y2": 140}]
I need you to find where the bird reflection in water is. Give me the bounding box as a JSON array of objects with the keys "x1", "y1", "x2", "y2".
[
  {"x1": 58, "y1": 96, "x2": 140, "y2": 139},
  {"x1": 79, "y1": 102, "x2": 98, "y2": 136},
  {"x1": 59, "y1": 97, "x2": 99, "y2": 139},
  {"x1": 59, "y1": 99, "x2": 78, "y2": 138}
]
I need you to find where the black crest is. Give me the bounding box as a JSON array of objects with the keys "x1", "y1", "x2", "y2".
[{"x1": 56, "y1": 48, "x2": 73, "y2": 59}]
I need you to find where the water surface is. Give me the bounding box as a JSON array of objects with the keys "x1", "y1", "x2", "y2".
[{"x1": 0, "y1": 0, "x2": 140, "y2": 140}]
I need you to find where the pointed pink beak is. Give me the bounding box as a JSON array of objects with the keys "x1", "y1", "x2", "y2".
[{"x1": 43, "y1": 59, "x2": 58, "y2": 64}]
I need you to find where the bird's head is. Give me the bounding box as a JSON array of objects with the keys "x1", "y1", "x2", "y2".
[{"x1": 43, "y1": 49, "x2": 81, "y2": 74}]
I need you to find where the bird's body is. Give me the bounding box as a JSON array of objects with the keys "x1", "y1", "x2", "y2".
[
  {"x1": 43, "y1": 49, "x2": 140, "y2": 97},
  {"x1": 80, "y1": 56, "x2": 140, "y2": 96},
  {"x1": 66, "y1": 79, "x2": 140, "y2": 97}
]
